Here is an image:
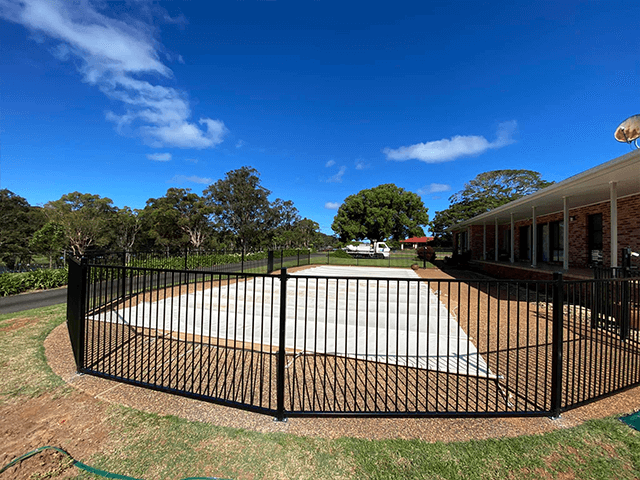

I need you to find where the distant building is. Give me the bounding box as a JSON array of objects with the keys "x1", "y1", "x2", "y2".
[
  {"x1": 400, "y1": 236, "x2": 433, "y2": 250},
  {"x1": 449, "y1": 150, "x2": 640, "y2": 279}
]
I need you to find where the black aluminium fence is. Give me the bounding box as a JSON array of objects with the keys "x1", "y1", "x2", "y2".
[
  {"x1": 66, "y1": 257, "x2": 640, "y2": 420},
  {"x1": 81, "y1": 248, "x2": 435, "y2": 273},
  {"x1": 82, "y1": 248, "x2": 315, "y2": 273}
]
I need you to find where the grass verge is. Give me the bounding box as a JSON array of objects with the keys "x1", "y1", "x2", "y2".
[
  {"x1": 1, "y1": 305, "x2": 639, "y2": 479},
  {"x1": 0, "y1": 304, "x2": 67, "y2": 400}
]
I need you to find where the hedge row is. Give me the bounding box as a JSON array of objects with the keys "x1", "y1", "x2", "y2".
[
  {"x1": 126, "y1": 249, "x2": 309, "y2": 270},
  {"x1": 0, "y1": 268, "x2": 68, "y2": 297}
]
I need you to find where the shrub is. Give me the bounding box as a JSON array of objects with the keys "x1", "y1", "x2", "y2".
[{"x1": 0, "y1": 268, "x2": 68, "y2": 297}]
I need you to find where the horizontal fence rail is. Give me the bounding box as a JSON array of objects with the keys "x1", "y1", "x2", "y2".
[
  {"x1": 66, "y1": 258, "x2": 640, "y2": 419},
  {"x1": 80, "y1": 248, "x2": 437, "y2": 274}
]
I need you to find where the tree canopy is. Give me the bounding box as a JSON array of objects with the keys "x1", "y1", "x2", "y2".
[
  {"x1": 0, "y1": 167, "x2": 331, "y2": 266},
  {"x1": 331, "y1": 184, "x2": 429, "y2": 243},
  {"x1": 0, "y1": 189, "x2": 44, "y2": 268},
  {"x1": 203, "y1": 166, "x2": 299, "y2": 253},
  {"x1": 139, "y1": 188, "x2": 213, "y2": 251},
  {"x1": 45, "y1": 192, "x2": 116, "y2": 256},
  {"x1": 431, "y1": 169, "x2": 553, "y2": 244}
]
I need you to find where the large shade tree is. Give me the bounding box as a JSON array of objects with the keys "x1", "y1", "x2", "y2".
[
  {"x1": 29, "y1": 222, "x2": 66, "y2": 268},
  {"x1": 0, "y1": 189, "x2": 44, "y2": 268},
  {"x1": 274, "y1": 217, "x2": 321, "y2": 248},
  {"x1": 331, "y1": 184, "x2": 429, "y2": 243},
  {"x1": 44, "y1": 192, "x2": 116, "y2": 256},
  {"x1": 112, "y1": 206, "x2": 141, "y2": 252},
  {"x1": 139, "y1": 188, "x2": 213, "y2": 251},
  {"x1": 431, "y1": 169, "x2": 554, "y2": 244},
  {"x1": 203, "y1": 166, "x2": 299, "y2": 253}
]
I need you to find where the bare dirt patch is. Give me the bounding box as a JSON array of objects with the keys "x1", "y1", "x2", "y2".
[
  {"x1": 0, "y1": 389, "x2": 112, "y2": 479},
  {"x1": 0, "y1": 317, "x2": 39, "y2": 333}
]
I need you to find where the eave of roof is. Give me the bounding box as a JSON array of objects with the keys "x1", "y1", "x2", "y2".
[{"x1": 451, "y1": 149, "x2": 640, "y2": 230}]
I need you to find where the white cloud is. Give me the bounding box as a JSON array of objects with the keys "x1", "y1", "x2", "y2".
[
  {"x1": 418, "y1": 183, "x2": 451, "y2": 195},
  {"x1": 185, "y1": 158, "x2": 198, "y2": 164},
  {"x1": 383, "y1": 121, "x2": 517, "y2": 163},
  {"x1": 235, "y1": 139, "x2": 245, "y2": 149},
  {"x1": 327, "y1": 166, "x2": 346, "y2": 183},
  {"x1": 1, "y1": 0, "x2": 228, "y2": 149},
  {"x1": 325, "y1": 160, "x2": 336, "y2": 168},
  {"x1": 355, "y1": 159, "x2": 369, "y2": 170},
  {"x1": 147, "y1": 152, "x2": 172, "y2": 162},
  {"x1": 170, "y1": 174, "x2": 213, "y2": 184},
  {"x1": 325, "y1": 202, "x2": 340, "y2": 209}
]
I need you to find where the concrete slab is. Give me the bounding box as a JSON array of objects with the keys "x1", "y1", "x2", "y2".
[{"x1": 90, "y1": 266, "x2": 493, "y2": 378}]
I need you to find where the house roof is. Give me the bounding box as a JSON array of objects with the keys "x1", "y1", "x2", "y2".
[
  {"x1": 451, "y1": 149, "x2": 640, "y2": 230},
  {"x1": 401, "y1": 236, "x2": 433, "y2": 243}
]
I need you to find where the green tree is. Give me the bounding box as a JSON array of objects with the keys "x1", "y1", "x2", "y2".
[
  {"x1": 431, "y1": 169, "x2": 554, "y2": 244},
  {"x1": 203, "y1": 167, "x2": 298, "y2": 253},
  {"x1": 331, "y1": 184, "x2": 429, "y2": 243},
  {"x1": 0, "y1": 189, "x2": 43, "y2": 268},
  {"x1": 274, "y1": 217, "x2": 320, "y2": 248},
  {"x1": 45, "y1": 192, "x2": 116, "y2": 256},
  {"x1": 29, "y1": 222, "x2": 67, "y2": 268},
  {"x1": 294, "y1": 218, "x2": 321, "y2": 248},
  {"x1": 112, "y1": 207, "x2": 141, "y2": 251},
  {"x1": 139, "y1": 188, "x2": 213, "y2": 251}
]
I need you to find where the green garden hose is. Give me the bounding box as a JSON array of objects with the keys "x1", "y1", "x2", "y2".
[{"x1": 0, "y1": 446, "x2": 231, "y2": 480}]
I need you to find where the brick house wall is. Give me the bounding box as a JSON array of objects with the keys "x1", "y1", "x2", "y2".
[{"x1": 464, "y1": 193, "x2": 640, "y2": 268}]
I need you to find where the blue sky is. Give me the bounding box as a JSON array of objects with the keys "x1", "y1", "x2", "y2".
[{"x1": 1, "y1": 0, "x2": 639, "y2": 235}]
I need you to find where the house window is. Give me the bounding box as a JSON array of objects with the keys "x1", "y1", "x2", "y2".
[
  {"x1": 588, "y1": 213, "x2": 603, "y2": 265},
  {"x1": 550, "y1": 221, "x2": 564, "y2": 262},
  {"x1": 519, "y1": 225, "x2": 531, "y2": 260},
  {"x1": 503, "y1": 229, "x2": 511, "y2": 253},
  {"x1": 458, "y1": 231, "x2": 467, "y2": 252}
]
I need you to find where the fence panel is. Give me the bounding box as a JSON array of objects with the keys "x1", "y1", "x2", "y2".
[
  {"x1": 81, "y1": 265, "x2": 281, "y2": 415},
  {"x1": 67, "y1": 260, "x2": 640, "y2": 418},
  {"x1": 562, "y1": 278, "x2": 640, "y2": 410},
  {"x1": 282, "y1": 275, "x2": 557, "y2": 417}
]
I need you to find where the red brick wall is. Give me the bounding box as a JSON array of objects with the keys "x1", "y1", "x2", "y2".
[
  {"x1": 462, "y1": 193, "x2": 640, "y2": 268},
  {"x1": 617, "y1": 195, "x2": 640, "y2": 265}
]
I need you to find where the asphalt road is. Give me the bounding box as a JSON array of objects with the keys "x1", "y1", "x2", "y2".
[
  {"x1": 0, "y1": 287, "x2": 68, "y2": 315},
  {"x1": 0, "y1": 253, "x2": 324, "y2": 316}
]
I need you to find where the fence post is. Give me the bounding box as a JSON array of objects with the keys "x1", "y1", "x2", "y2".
[
  {"x1": 67, "y1": 257, "x2": 88, "y2": 373},
  {"x1": 550, "y1": 272, "x2": 564, "y2": 417},
  {"x1": 184, "y1": 247, "x2": 188, "y2": 270},
  {"x1": 297, "y1": 249, "x2": 300, "y2": 267},
  {"x1": 241, "y1": 250, "x2": 245, "y2": 273},
  {"x1": 120, "y1": 251, "x2": 127, "y2": 303},
  {"x1": 276, "y1": 267, "x2": 288, "y2": 421},
  {"x1": 621, "y1": 248, "x2": 631, "y2": 340},
  {"x1": 267, "y1": 250, "x2": 274, "y2": 274}
]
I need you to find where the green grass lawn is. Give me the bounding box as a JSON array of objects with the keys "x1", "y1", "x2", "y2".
[{"x1": 1, "y1": 306, "x2": 639, "y2": 479}]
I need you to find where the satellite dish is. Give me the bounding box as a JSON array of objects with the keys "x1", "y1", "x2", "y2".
[{"x1": 614, "y1": 114, "x2": 640, "y2": 148}]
